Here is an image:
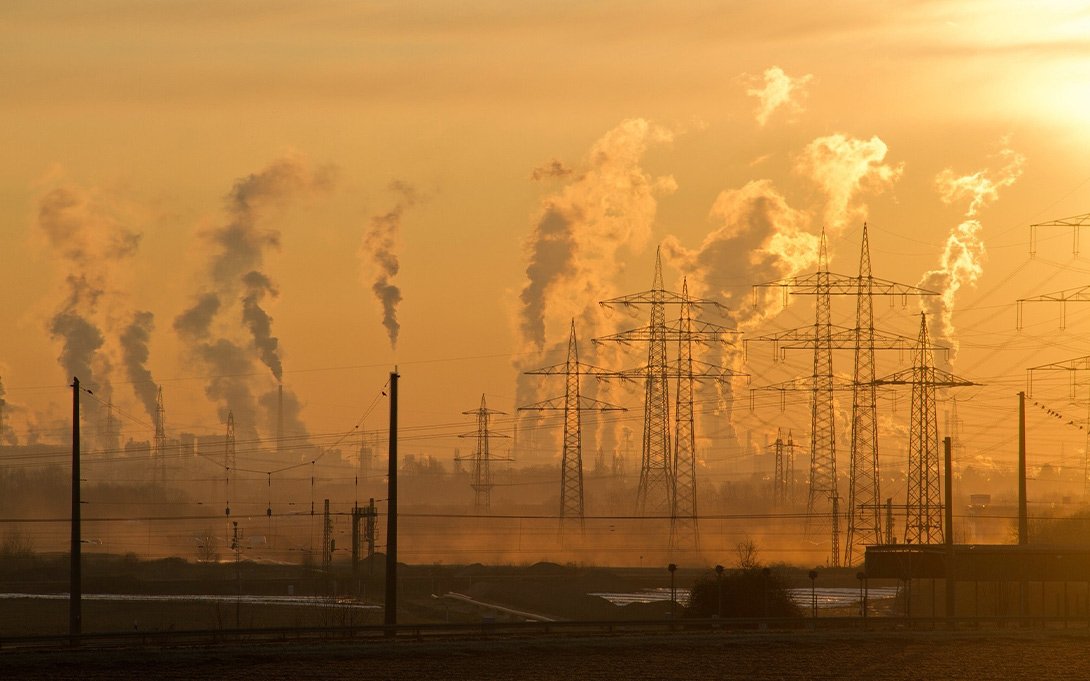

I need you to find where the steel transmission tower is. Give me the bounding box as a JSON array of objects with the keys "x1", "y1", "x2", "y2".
[
  {"x1": 594, "y1": 250, "x2": 737, "y2": 546},
  {"x1": 521, "y1": 321, "x2": 625, "y2": 537},
  {"x1": 153, "y1": 387, "x2": 166, "y2": 485},
  {"x1": 770, "y1": 428, "x2": 797, "y2": 507},
  {"x1": 1026, "y1": 356, "x2": 1090, "y2": 497},
  {"x1": 875, "y1": 313, "x2": 974, "y2": 544},
  {"x1": 225, "y1": 410, "x2": 235, "y2": 517},
  {"x1": 457, "y1": 395, "x2": 510, "y2": 513},
  {"x1": 751, "y1": 227, "x2": 937, "y2": 565}
]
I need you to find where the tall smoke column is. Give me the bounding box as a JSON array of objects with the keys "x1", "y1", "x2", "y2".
[
  {"x1": 0, "y1": 375, "x2": 11, "y2": 445},
  {"x1": 360, "y1": 181, "x2": 416, "y2": 350},
  {"x1": 174, "y1": 153, "x2": 335, "y2": 439},
  {"x1": 277, "y1": 384, "x2": 284, "y2": 453},
  {"x1": 120, "y1": 310, "x2": 159, "y2": 421},
  {"x1": 920, "y1": 146, "x2": 1025, "y2": 368},
  {"x1": 795, "y1": 133, "x2": 903, "y2": 233},
  {"x1": 516, "y1": 119, "x2": 677, "y2": 463},
  {"x1": 37, "y1": 181, "x2": 146, "y2": 429},
  {"x1": 662, "y1": 179, "x2": 815, "y2": 452},
  {"x1": 241, "y1": 271, "x2": 282, "y2": 382}
]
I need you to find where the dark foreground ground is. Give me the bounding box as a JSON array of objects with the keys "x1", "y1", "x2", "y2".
[{"x1": 3, "y1": 629, "x2": 1089, "y2": 680}]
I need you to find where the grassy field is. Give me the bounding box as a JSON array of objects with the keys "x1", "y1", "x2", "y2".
[{"x1": 2, "y1": 629, "x2": 1090, "y2": 680}]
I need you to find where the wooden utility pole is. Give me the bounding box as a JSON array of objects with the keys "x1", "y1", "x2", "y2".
[
  {"x1": 384, "y1": 370, "x2": 399, "y2": 632},
  {"x1": 70, "y1": 377, "x2": 82, "y2": 640},
  {"x1": 944, "y1": 436, "x2": 955, "y2": 619}
]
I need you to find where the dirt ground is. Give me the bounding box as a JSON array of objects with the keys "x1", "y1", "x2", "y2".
[{"x1": 3, "y1": 629, "x2": 1090, "y2": 680}]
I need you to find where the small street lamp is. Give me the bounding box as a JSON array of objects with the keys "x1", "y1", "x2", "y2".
[
  {"x1": 715, "y1": 564, "x2": 724, "y2": 619},
  {"x1": 668, "y1": 563, "x2": 678, "y2": 619},
  {"x1": 809, "y1": 569, "x2": 818, "y2": 618},
  {"x1": 856, "y1": 571, "x2": 867, "y2": 618},
  {"x1": 762, "y1": 567, "x2": 771, "y2": 618}
]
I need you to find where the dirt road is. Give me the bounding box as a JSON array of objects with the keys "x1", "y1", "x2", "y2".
[{"x1": 3, "y1": 629, "x2": 1087, "y2": 680}]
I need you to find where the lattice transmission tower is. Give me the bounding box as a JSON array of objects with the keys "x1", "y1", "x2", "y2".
[
  {"x1": 1021, "y1": 210, "x2": 1090, "y2": 498},
  {"x1": 521, "y1": 320, "x2": 625, "y2": 538},
  {"x1": 770, "y1": 428, "x2": 796, "y2": 507},
  {"x1": 750, "y1": 227, "x2": 937, "y2": 565},
  {"x1": 153, "y1": 387, "x2": 166, "y2": 485},
  {"x1": 594, "y1": 251, "x2": 738, "y2": 547},
  {"x1": 457, "y1": 395, "x2": 511, "y2": 513},
  {"x1": 875, "y1": 313, "x2": 975, "y2": 544},
  {"x1": 225, "y1": 410, "x2": 235, "y2": 517}
]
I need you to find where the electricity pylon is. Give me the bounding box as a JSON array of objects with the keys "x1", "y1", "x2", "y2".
[
  {"x1": 751, "y1": 227, "x2": 937, "y2": 565},
  {"x1": 225, "y1": 411, "x2": 235, "y2": 517},
  {"x1": 1029, "y1": 212, "x2": 1090, "y2": 258},
  {"x1": 1026, "y1": 356, "x2": 1090, "y2": 497},
  {"x1": 595, "y1": 252, "x2": 738, "y2": 547},
  {"x1": 770, "y1": 428, "x2": 796, "y2": 507},
  {"x1": 520, "y1": 320, "x2": 626, "y2": 538},
  {"x1": 153, "y1": 387, "x2": 166, "y2": 485},
  {"x1": 457, "y1": 395, "x2": 511, "y2": 513},
  {"x1": 875, "y1": 313, "x2": 975, "y2": 544}
]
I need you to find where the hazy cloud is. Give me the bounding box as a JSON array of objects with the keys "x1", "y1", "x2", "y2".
[
  {"x1": 920, "y1": 143, "x2": 1025, "y2": 367},
  {"x1": 744, "y1": 66, "x2": 814, "y2": 126},
  {"x1": 795, "y1": 133, "x2": 903, "y2": 232},
  {"x1": 175, "y1": 152, "x2": 335, "y2": 432}
]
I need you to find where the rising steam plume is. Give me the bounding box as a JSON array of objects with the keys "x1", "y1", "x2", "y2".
[
  {"x1": 173, "y1": 153, "x2": 335, "y2": 439},
  {"x1": 743, "y1": 66, "x2": 814, "y2": 126},
  {"x1": 37, "y1": 180, "x2": 152, "y2": 425},
  {"x1": 515, "y1": 118, "x2": 677, "y2": 464},
  {"x1": 360, "y1": 181, "x2": 416, "y2": 350},
  {"x1": 920, "y1": 145, "x2": 1025, "y2": 368},
  {"x1": 795, "y1": 133, "x2": 903, "y2": 233}
]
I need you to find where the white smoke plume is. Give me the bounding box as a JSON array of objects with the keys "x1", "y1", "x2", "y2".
[
  {"x1": 663, "y1": 179, "x2": 815, "y2": 430},
  {"x1": 518, "y1": 118, "x2": 677, "y2": 353},
  {"x1": 920, "y1": 145, "x2": 1025, "y2": 367},
  {"x1": 174, "y1": 153, "x2": 335, "y2": 439},
  {"x1": 119, "y1": 310, "x2": 158, "y2": 421},
  {"x1": 743, "y1": 66, "x2": 814, "y2": 127},
  {"x1": 795, "y1": 133, "x2": 903, "y2": 232},
  {"x1": 516, "y1": 119, "x2": 677, "y2": 465},
  {"x1": 37, "y1": 180, "x2": 148, "y2": 428},
  {"x1": 360, "y1": 181, "x2": 416, "y2": 350},
  {"x1": 0, "y1": 375, "x2": 15, "y2": 445},
  {"x1": 663, "y1": 179, "x2": 816, "y2": 331}
]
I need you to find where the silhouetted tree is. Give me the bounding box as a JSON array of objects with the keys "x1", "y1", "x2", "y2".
[{"x1": 686, "y1": 564, "x2": 799, "y2": 619}]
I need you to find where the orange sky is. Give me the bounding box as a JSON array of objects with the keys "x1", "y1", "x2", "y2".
[{"x1": 3, "y1": 0, "x2": 1090, "y2": 490}]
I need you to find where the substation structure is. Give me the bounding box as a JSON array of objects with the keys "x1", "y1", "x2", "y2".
[
  {"x1": 749, "y1": 226, "x2": 939, "y2": 566},
  {"x1": 592, "y1": 248, "x2": 741, "y2": 549}
]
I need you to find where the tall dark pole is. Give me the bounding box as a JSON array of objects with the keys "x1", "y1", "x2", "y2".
[
  {"x1": 1018, "y1": 390, "x2": 1028, "y2": 621},
  {"x1": 1018, "y1": 391, "x2": 1027, "y2": 545},
  {"x1": 384, "y1": 369, "x2": 399, "y2": 632},
  {"x1": 70, "y1": 377, "x2": 82, "y2": 639},
  {"x1": 944, "y1": 436, "x2": 955, "y2": 620}
]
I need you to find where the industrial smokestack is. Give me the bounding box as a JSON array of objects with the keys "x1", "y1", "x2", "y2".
[{"x1": 277, "y1": 383, "x2": 284, "y2": 454}]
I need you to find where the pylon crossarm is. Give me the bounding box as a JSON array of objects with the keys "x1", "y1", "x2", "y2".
[
  {"x1": 1030, "y1": 213, "x2": 1090, "y2": 257},
  {"x1": 457, "y1": 430, "x2": 511, "y2": 439},
  {"x1": 524, "y1": 362, "x2": 618, "y2": 376},
  {"x1": 665, "y1": 317, "x2": 740, "y2": 338},
  {"x1": 600, "y1": 289, "x2": 728, "y2": 313},
  {"x1": 873, "y1": 367, "x2": 977, "y2": 387},
  {"x1": 519, "y1": 396, "x2": 625, "y2": 412},
  {"x1": 594, "y1": 325, "x2": 736, "y2": 345},
  {"x1": 461, "y1": 408, "x2": 507, "y2": 416},
  {"x1": 1026, "y1": 355, "x2": 1090, "y2": 397},
  {"x1": 1018, "y1": 285, "x2": 1090, "y2": 304}
]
